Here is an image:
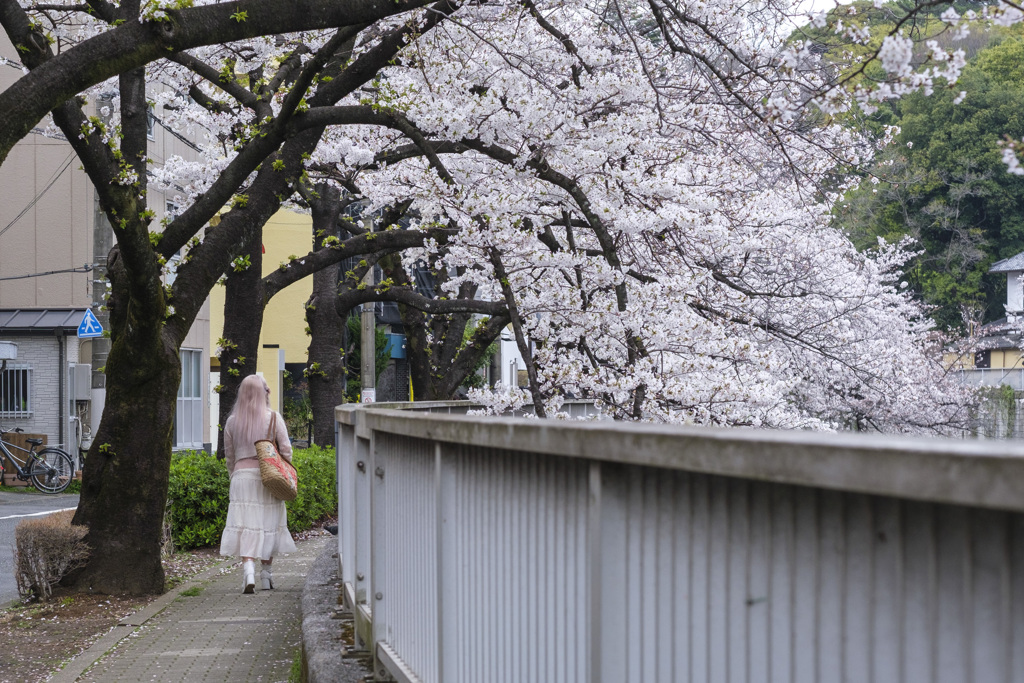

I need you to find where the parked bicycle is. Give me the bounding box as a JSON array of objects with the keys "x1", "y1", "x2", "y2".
[{"x1": 0, "y1": 426, "x2": 75, "y2": 494}]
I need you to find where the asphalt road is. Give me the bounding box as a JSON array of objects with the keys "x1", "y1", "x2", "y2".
[{"x1": 0, "y1": 490, "x2": 80, "y2": 606}]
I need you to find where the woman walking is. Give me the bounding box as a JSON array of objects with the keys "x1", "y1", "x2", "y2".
[{"x1": 219, "y1": 374, "x2": 297, "y2": 593}]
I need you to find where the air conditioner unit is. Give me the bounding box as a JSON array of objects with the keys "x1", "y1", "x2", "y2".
[
  {"x1": 71, "y1": 363, "x2": 92, "y2": 401},
  {"x1": 0, "y1": 341, "x2": 16, "y2": 360}
]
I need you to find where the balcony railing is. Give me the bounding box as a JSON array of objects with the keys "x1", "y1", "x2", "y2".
[{"x1": 335, "y1": 401, "x2": 1024, "y2": 683}]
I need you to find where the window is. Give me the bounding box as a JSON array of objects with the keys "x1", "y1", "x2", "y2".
[
  {"x1": 174, "y1": 350, "x2": 203, "y2": 449},
  {"x1": 0, "y1": 365, "x2": 31, "y2": 417},
  {"x1": 146, "y1": 103, "x2": 156, "y2": 140}
]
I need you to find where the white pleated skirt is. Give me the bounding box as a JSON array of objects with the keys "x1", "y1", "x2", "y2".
[{"x1": 219, "y1": 468, "x2": 297, "y2": 560}]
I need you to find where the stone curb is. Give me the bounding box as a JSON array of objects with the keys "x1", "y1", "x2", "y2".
[
  {"x1": 301, "y1": 539, "x2": 371, "y2": 683},
  {"x1": 47, "y1": 556, "x2": 233, "y2": 683}
]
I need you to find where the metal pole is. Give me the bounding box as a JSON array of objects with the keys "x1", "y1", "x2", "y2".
[
  {"x1": 57, "y1": 330, "x2": 65, "y2": 449},
  {"x1": 361, "y1": 267, "x2": 376, "y2": 403}
]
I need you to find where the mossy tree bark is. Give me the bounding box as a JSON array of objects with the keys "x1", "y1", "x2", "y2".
[
  {"x1": 305, "y1": 185, "x2": 347, "y2": 447},
  {"x1": 69, "y1": 254, "x2": 181, "y2": 594},
  {"x1": 215, "y1": 228, "x2": 265, "y2": 459}
]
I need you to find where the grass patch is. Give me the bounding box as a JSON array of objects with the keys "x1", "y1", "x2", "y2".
[
  {"x1": 179, "y1": 585, "x2": 203, "y2": 597},
  {"x1": 288, "y1": 646, "x2": 303, "y2": 683}
]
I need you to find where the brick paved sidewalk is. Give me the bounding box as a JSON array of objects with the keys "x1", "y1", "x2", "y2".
[{"x1": 51, "y1": 534, "x2": 331, "y2": 683}]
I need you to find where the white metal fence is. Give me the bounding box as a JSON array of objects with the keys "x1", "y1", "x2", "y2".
[
  {"x1": 336, "y1": 402, "x2": 1024, "y2": 683},
  {"x1": 956, "y1": 367, "x2": 1024, "y2": 390}
]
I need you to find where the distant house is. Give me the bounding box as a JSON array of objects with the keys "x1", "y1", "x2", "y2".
[{"x1": 953, "y1": 252, "x2": 1024, "y2": 389}]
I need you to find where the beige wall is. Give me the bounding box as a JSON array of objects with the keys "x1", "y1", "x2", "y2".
[
  {"x1": 0, "y1": 126, "x2": 95, "y2": 309},
  {"x1": 0, "y1": 33, "x2": 93, "y2": 307},
  {"x1": 944, "y1": 348, "x2": 1024, "y2": 370}
]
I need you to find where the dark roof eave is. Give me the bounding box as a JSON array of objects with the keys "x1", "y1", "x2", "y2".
[{"x1": 0, "y1": 308, "x2": 89, "y2": 333}]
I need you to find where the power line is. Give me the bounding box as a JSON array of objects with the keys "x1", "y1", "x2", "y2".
[
  {"x1": 0, "y1": 152, "x2": 76, "y2": 240},
  {"x1": 0, "y1": 264, "x2": 94, "y2": 281}
]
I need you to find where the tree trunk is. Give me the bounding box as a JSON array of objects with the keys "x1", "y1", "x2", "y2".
[
  {"x1": 379, "y1": 256, "x2": 506, "y2": 400},
  {"x1": 306, "y1": 185, "x2": 346, "y2": 447},
  {"x1": 69, "y1": 256, "x2": 180, "y2": 595},
  {"x1": 216, "y1": 230, "x2": 265, "y2": 458},
  {"x1": 64, "y1": 33, "x2": 178, "y2": 594}
]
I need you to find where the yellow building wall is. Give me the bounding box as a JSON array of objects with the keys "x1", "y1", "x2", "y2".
[
  {"x1": 209, "y1": 208, "x2": 313, "y2": 413},
  {"x1": 943, "y1": 350, "x2": 973, "y2": 370},
  {"x1": 991, "y1": 349, "x2": 1024, "y2": 370},
  {"x1": 943, "y1": 348, "x2": 1024, "y2": 370},
  {"x1": 259, "y1": 210, "x2": 315, "y2": 365}
]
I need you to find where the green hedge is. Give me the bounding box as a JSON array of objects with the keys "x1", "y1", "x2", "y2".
[
  {"x1": 167, "y1": 446, "x2": 337, "y2": 551},
  {"x1": 167, "y1": 450, "x2": 231, "y2": 550},
  {"x1": 285, "y1": 445, "x2": 337, "y2": 532}
]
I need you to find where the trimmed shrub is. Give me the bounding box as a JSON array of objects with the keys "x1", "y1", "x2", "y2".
[
  {"x1": 167, "y1": 450, "x2": 230, "y2": 551},
  {"x1": 286, "y1": 445, "x2": 337, "y2": 532},
  {"x1": 15, "y1": 509, "x2": 90, "y2": 600},
  {"x1": 167, "y1": 446, "x2": 336, "y2": 550}
]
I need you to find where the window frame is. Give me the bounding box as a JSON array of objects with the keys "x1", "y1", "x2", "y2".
[
  {"x1": 173, "y1": 349, "x2": 204, "y2": 450},
  {"x1": 0, "y1": 364, "x2": 32, "y2": 418}
]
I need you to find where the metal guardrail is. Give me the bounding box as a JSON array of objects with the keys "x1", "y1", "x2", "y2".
[
  {"x1": 955, "y1": 367, "x2": 1024, "y2": 390},
  {"x1": 335, "y1": 402, "x2": 1024, "y2": 683}
]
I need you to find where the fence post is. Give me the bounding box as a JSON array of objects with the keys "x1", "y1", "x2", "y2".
[
  {"x1": 370, "y1": 430, "x2": 391, "y2": 679},
  {"x1": 336, "y1": 419, "x2": 342, "y2": 568},
  {"x1": 436, "y1": 442, "x2": 458, "y2": 683},
  {"x1": 589, "y1": 461, "x2": 628, "y2": 683},
  {"x1": 338, "y1": 422, "x2": 355, "y2": 589},
  {"x1": 353, "y1": 426, "x2": 374, "y2": 649}
]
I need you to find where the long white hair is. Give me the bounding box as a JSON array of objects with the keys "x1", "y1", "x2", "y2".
[{"x1": 227, "y1": 374, "x2": 271, "y2": 446}]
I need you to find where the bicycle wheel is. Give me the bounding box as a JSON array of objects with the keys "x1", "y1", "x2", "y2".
[{"x1": 29, "y1": 448, "x2": 75, "y2": 494}]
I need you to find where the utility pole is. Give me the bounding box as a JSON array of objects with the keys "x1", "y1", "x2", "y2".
[
  {"x1": 87, "y1": 91, "x2": 116, "y2": 449},
  {"x1": 360, "y1": 222, "x2": 376, "y2": 403}
]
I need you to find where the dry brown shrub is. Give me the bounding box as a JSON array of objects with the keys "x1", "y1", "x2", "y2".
[{"x1": 14, "y1": 509, "x2": 89, "y2": 601}]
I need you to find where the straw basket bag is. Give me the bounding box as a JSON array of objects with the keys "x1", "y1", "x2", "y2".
[{"x1": 254, "y1": 412, "x2": 298, "y2": 501}]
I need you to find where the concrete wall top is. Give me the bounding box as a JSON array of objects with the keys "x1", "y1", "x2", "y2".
[{"x1": 337, "y1": 401, "x2": 1024, "y2": 513}]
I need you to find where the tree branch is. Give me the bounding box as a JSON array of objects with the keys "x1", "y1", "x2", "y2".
[
  {"x1": 490, "y1": 248, "x2": 546, "y2": 416},
  {"x1": 262, "y1": 226, "x2": 457, "y2": 300},
  {"x1": 0, "y1": 0, "x2": 438, "y2": 164},
  {"x1": 169, "y1": 52, "x2": 260, "y2": 111}
]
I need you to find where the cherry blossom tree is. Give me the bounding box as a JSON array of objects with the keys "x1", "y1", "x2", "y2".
[
  {"x1": 0, "y1": 0, "x2": 1001, "y2": 593},
  {"x1": 1, "y1": 0, "x2": 459, "y2": 594}
]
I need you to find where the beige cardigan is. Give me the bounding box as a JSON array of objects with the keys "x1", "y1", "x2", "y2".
[{"x1": 224, "y1": 410, "x2": 293, "y2": 475}]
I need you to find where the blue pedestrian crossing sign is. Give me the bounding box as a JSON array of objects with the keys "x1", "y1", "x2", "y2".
[{"x1": 77, "y1": 309, "x2": 104, "y2": 338}]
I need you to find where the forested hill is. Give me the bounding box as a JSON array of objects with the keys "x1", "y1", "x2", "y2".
[{"x1": 801, "y1": 1, "x2": 1024, "y2": 331}]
